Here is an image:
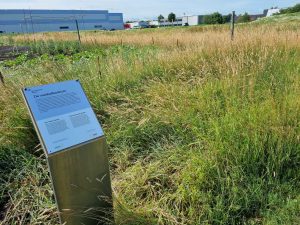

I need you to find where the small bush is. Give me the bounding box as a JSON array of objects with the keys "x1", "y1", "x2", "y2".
[
  {"x1": 280, "y1": 3, "x2": 300, "y2": 14},
  {"x1": 204, "y1": 12, "x2": 224, "y2": 24}
]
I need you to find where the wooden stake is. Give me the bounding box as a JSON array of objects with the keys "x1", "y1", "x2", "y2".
[
  {"x1": 75, "y1": 19, "x2": 81, "y2": 44},
  {"x1": 97, "y1": 56, "x2": 102, "y2": 77},
  {"x1": 0, "y1": 71, "x2": 4, "y2": 86},
  {"x1": 231, "y1": 11, "x2": 235, "y2": 41}
]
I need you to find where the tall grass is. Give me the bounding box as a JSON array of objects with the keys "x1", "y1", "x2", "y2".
[
  {"x1": 0, "y1": 20, "x2": 300, "y2": 224},
  {"x1": 12, "y1": 21, "x2": 300, "y2": 49}
]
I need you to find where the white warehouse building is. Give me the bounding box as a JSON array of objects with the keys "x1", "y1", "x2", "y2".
[
  {"x1": 182, "y1": 15, "x2": 205, "y2": 26},
  {"x1": 0, "y1": 9, "x2": 124, "y2": 34},
  {"x1": 266, "y1": 8, "x2": 280, "y2": 17}
]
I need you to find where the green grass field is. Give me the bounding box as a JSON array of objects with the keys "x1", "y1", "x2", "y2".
[
  {"x1": 255, "y1": 12, "x2": 300, "y2": 24},
  {"x1": 0, "y1": 13, "x2": 300, "y2": 224}
]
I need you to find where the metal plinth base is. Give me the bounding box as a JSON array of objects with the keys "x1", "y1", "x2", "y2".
[{"x1": 48, "y1": 137, "x2": 113, "y2": 225}]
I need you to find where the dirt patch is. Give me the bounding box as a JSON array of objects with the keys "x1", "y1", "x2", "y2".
[{"x1": 0, "y1": 46, "x2": 30, "y2": 61}]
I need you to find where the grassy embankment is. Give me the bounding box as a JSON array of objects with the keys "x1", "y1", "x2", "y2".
[{"x1": 0, "y1": 14, "x2": 300, "y2": 224}]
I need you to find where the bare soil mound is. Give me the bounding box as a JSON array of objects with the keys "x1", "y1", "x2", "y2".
[{"x1": 0, "y1": 46, "x2": 30, "y2": 61}]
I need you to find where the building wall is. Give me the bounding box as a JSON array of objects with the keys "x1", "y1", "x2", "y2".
[
  {"x1": 149, "y1": 21, "x2": 159, "y2": 26},
  {"x1": 127, "y1": 21, "x2": 149, "y2": 28},
  {"x1": 108, "y1": 13, "x2": 124, "y2": 30},
  {"x1": 266, "y1": 9, "x2": 280, "y2": 17},
  {"x1": 160, "y1": 20, "x2": 182, "y2": 27},
  {"x1": 0, "y1": 9, "x2": 124, "y2": 34},
  {"x1": 182, "y1": 16, "x2": 203, "y2": 26}
]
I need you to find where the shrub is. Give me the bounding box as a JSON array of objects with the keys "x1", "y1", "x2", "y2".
[
  {"x1": 237, "y1": 13, "x2": 251, "y2": 23},
  {"x1": 280, "y1": 4, "x2": 300, "y2": 14},
  {"x1": 204, "y1": 12, "x2": 224, "y2": 24}
]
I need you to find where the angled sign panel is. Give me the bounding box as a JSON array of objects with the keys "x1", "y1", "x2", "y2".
[{"x1": 22, "y1": 80, "x2": 104, "y2": 154}]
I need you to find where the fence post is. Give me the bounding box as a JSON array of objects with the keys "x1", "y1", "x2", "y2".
[
  {"x1": 231, "y1": 11, "x2": 235, "y2": 41},
  {"x1": 75, "y1": 19, "x2": 81, "y2": 44},
  {"x1": 97, "y1": 56, "x2": 102, "y2": 77},
  {"x1": 0, "y1": 71, "x2": 5, "y2": 86}
]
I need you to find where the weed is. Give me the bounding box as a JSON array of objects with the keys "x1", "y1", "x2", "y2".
[{"x1": 0, "y1": 13, "x2": 300, "y2": 224}]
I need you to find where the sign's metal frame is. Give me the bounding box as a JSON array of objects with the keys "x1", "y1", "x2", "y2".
[{"x1": 22, "y1": 80, "x2": 113, "y2": 225}]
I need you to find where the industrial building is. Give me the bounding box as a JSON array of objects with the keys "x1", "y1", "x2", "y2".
[
  {"x1": 147, "y1": 15, "x2": 204, "y2": 28},
  {"x1": 126, "y1": 21, "x2": 149, "y2": 29},
  {"x1": 182, "y1": 15, "x2": 204, "y2": 26},
  {"x1": 149, "y1": 18, "x2": 183, "y2": 27},
  {"x1": 0, "y1": 9, "x2": 124, "y2": 34},
  {"x1": 266, "y1": 8, "x2": 280, "y2": 17}
]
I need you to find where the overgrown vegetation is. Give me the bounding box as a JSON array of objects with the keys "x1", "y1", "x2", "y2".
[
  {"x1": 203, "y1": 12, "x2": 224, "y2": 24},
  {"x1": 279, "y1": 3, "x2": 300, "y2": 14},
  {"x1": 0, "y1": 15, "x2": 300, "y2": 224},
  {"x1": 254, "y1": 11, "x2": 300, "y2": 24},
  {"x1": 237, "y1": 13, "x2": 251, "y2": 23}
]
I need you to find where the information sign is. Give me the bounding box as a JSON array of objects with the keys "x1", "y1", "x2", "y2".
[{"x1": 22, "y1": 80, "x2": 104, "y2": 154}]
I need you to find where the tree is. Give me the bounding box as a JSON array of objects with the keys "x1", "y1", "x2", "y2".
[
  {"x1": 222, "y1": 14, "x2": 232, "y2": 23},
  {"x1": 203, "y1": 12, "x2": 223, "y2": 24},
  {"x1": 168, "y1": 12, "x2": 176, "y2": 22},
  {"x1": 237, "y1": 13, "x2": 251, "y2": 23},
  {"x1": 280, "y1": 3, "x2": 300, "y2": 14},
  {"x1": 158, "y1": 14, "x2": 164, "y2": 21}
]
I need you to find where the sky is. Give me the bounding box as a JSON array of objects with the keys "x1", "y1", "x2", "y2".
[{"x1": 0, "y1": 0, "x2": 299, "y2": 20}]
